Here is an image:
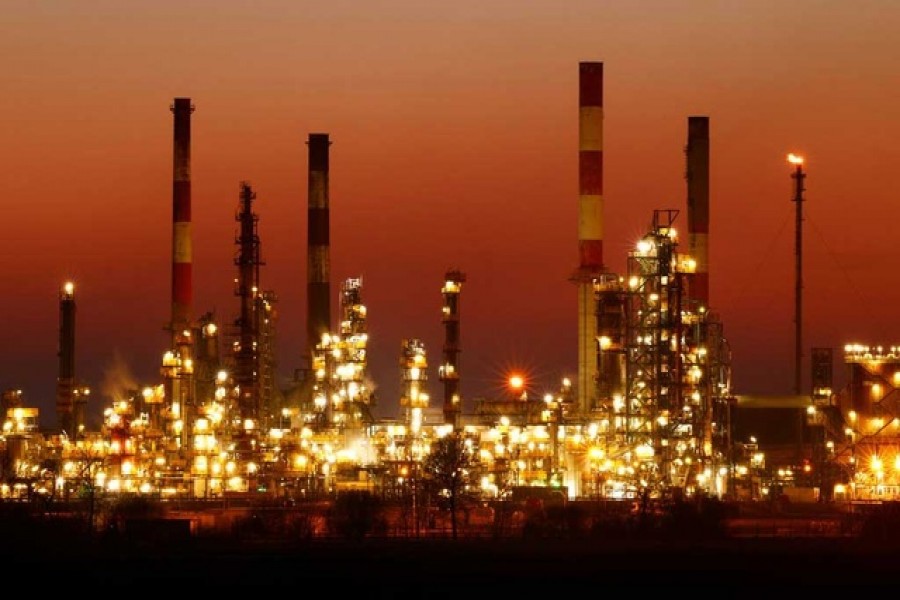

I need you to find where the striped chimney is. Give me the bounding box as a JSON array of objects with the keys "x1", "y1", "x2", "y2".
[
  {"x1": 579, "y1": 62, "x2": 604, "y2": 269},
  {"x1": 576, "y1": 61, "x2": 604, "y2": 413},
  {"x1": 307, "y1": 133, "x2": 331, "y2": 358},
  {"x1": 686, "y1": 116, "x2": 710, "y2": 308},
  {"x1": 171, "y1": 98, "x2": 194, "y2": 340}
]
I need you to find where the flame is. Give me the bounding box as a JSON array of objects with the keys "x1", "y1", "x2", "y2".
[{"x1": 787, "y1": 153, "x2": 804, "y2": 165}]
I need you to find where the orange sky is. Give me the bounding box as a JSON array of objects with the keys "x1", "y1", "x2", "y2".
[{"x1": 2, "y1": 1, "x2": 899, "y2": 424}]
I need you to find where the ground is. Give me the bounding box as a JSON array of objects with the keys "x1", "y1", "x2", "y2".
[{"x1": 9, "y1": 534, "x2": 900, "y2": 594}]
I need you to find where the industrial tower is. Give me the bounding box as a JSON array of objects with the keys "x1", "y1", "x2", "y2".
[
  {"x1": 234, "y1": 182, "x2": 263, "y2": 424},
  {"x1": 307, "y1": 133, "x2": 332, "y2": 366},
  {"x1": 686, "y1": 116, "x2": 710, "y2": 309},
  {"x1": 789, "y1": 154, "x2": 806, "y2": 396},
  {"x1": 572, "y1": 61, "x2": 606, "y2": 416},
  {"x1": 439, "y1": 270, "x2": 465, "y2": 428},
  {"x1": 193, "y1": 313, "x2": 221, "y2": 410},
  {"x1": 400, "y1": 338, "x2": 429, "y2": 460},
  {"x1": 163, "y1": 97, "x2": 197, "y2": 456},
  {"x1": 170, "y1": 98, "x2": 195, "y2": 347},
  {"x1": 56, "y1": 281, "x2": 78, "y2": 436},
  {"x1": 310, "y1": 277, "x2": 373, "y2": 430}
]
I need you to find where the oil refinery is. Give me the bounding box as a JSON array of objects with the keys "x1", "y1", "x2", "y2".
[{"x1": 0, "y1": 61, "x2": 893, "y2": 527}]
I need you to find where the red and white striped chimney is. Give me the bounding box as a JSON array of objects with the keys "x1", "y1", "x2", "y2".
[
  {"x1": 579, "y1": 62, "x2": 604, "y2": 270},
  {"x1": 307, "y1": 133, "x2": 331, "y2": 359},
  {"x1": 575, "y1": 62, "x2": 605, "y2": 413},
  {"x1": 686, "y1": 116, "x2": 709, "y2": 308},
  {"x1": 171, "y1": 98, "x2": 194, "y2": 341}
]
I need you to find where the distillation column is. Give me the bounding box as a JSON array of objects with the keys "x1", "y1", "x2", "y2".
[
  {"x1": 440, "y1": 270, "x2": 465, "y2": 428},
  {"x1": 627, "y1": 212, "x2": 680, "y2": 482},
  {"x1": 193, "y1": 314, "x2": 220, "y2": 407},
  {"x1": 338, "y1": 277, "x2": 372, "y2": 426},
  {"x1": 310, "y1": 277, "x2": 372, "y2": 429},
  {"x1": 235, "y1": 182, "x2": 262, "y2": 424},
  {"x1": 574, "y1": 61, "x2": 605, "y2": 415},
  {"x1": 256, "y1": 291, "x2": 279, "y2": 425},
  {"x1": 307, "y1": 133, "x2": 332, "y2": 364},
  {"x1": 56, "y1": 281, "x2": 76, "y2": 436},
  {"x1": 400, "y1": 339, "x2": 429, "y2": 461}
]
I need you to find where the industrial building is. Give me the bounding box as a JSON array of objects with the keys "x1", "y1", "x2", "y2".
[{"x1": 0, "y1": 61, "x2": 878, "y2": 514}]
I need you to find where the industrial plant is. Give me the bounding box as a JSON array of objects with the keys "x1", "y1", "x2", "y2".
[{"x1": 1, "y1": 61, "x2": 895, "y2": 539}]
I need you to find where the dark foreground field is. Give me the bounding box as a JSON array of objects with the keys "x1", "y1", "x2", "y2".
[
  {"x1": 8, "y1": 534, "x2": 900, "y2": 595},
  {"x1": 6, "y1": 497, "x2": 900, "y2": 595}
]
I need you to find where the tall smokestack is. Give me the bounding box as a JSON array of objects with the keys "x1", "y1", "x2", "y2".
[
  {"x1": 235, "y1": 182, "x2": 261, "y2": 422},
  {"x1": 171, "y1": 98, "x2": 194, "y2": 343},
  {"x1": 575, "y1": 61, "x2": 604, "y2": 413},
  {"x1": 789, "y1": 153, "x2": 807, "y2": 396},
  {"x1": 307, "y1": 133, "x2": 331, "y2": 359},
  {"x1": 56, "y1": 281, "x2": 76, "y2": 435},
  {"x1": 686, "y1": 116, "x2": 710, "y2": 308}
]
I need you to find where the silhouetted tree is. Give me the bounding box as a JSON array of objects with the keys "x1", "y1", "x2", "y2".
[
  {"x1": 422, "y1": 432, "x2": 477, "y2": 539},
  {"x1": 65, "y1": 448, "x2": 106, "y2": 535}
]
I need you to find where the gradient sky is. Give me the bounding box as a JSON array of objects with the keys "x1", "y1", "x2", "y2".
[{"x1": 2, "y1": 1, "x2": 899, "y2": 425}]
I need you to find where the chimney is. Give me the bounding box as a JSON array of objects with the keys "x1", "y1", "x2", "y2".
[
  {"x1": 575, "y1": 61, "x2": 604, "y2": 413},
  {"x1": 307, "y1": 133, "x2": 332, "y2": 360},
  {"x1": 686, "y1": 116, "x2": 710, "y2": 308},
  {"x1": 171, "y1": 98, "x2": 194, "y2": 343},
  {"x1": 578, "y1": 61, "x2": 604, "y2": 270}
]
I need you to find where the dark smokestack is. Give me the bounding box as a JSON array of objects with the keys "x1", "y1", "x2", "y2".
[
  {"x1": 171, "y1": 98, "x2": 194, "y2": 343},
  {"x1": 307, "y1": 133, "x2": 331, "y2": 359},
  {"x1": 686, "y1": 116, "x2": 710, "y2": 308},
  {"x1": 235, "y1": 181, "x2": 261, "y2": 421},
  {"x1": 56, "y1": 281, "x2": 75, "y2": 434},
  {"x1": 789, "y1": 153, "x2": 807, "y2": 396}
]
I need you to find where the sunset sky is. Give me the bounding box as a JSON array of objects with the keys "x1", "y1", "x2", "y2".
[{"x1": 2, "y1": 1, "x2": 899, "y2": 425}]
